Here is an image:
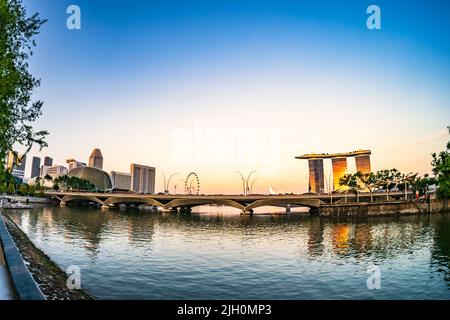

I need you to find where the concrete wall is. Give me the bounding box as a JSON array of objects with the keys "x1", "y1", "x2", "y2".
[
  {"x1": 0, "y1": 213, "x2": 45, "y2": 300},
  {"x1": 0, "y1": 241, "x2": 5, "y2": 265},
  {"x1": 320, "y1": 199, "x2": 449, "y2": 217},
  {"x1": 3, "y1": 195, "x2": 56, "y2": 204}
]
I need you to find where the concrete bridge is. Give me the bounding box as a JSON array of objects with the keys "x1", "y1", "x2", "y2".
[
  {"x1": 44, "y1": 191, "x2": 407, "y2": 214},
  {"x1": 46, "y1": 192, "x2": 324, "y2": 214}
]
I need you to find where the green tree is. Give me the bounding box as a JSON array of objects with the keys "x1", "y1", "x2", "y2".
[
  {"x1": 52, "y1": 182, "x2": 59, "y2": 191},
  {"x1": 360, "y1": 172, "x2": 378, "y2": 202},
  {"x1": 349, "y1": 172, "x2": 365, "y2": 203},
  {"x1": 18, "y1": 183, "x2": 28, "y2": 195},
  {"x1": 431, "y1": 127, "x2": 450, "y2": 200},
  {"x1": 0, "y1": 168, "x2": 13, "y2": 188},
  {"x1": 412, "y1": 174, "x2": 436, "y2": 197},
  {"x1": 27, "y1": 184, "x2": 35, "y2": 196},
  {"x1": 338, "y1": 173, "x2": 363, "y2": 203},
  {"x1": 339, "y1": 173, "x2": 352, "y2": 203},
  {"x1": 398, "y1": 172, "x2": 418, "y2": 200},
  {"x1": 6, "y1": 182, "x2": 15, "y2": 194},
  {"x1": 0, "y1": 0, "x2": 48, "y2": 170},
  {"x1": 376, "y1": 169, "x2": 397, "y2": 201}
]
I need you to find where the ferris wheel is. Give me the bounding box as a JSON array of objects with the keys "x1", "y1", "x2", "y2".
[{"x1": 184, "y1": 172, "x2": 200, "y2": 195}]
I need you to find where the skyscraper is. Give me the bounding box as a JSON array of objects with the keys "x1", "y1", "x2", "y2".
[
  {"x1": 6, "y1": 151, "x2": 26, "y2": 180},
  {"x1": 66, "y1": 158, "x2": 86, "y2": 171},
  {"x1": 111, "y1": 171, "x2": 131, "y2": 191},
  {"x1": 43, "y1": 156, "x2": 53, "y2": 166},
  {"x1": 307, "y1": 159, "x2": 325, "y2": 194},
  {"x1": 355, "y1": 155, "x2": 372, "y2": 174},
  {"x1": 89, "y1": 148, "x2": 103, "y2": 169},
  {"x1": 296, "y1": 150, "x2": 371, "y2": 194},
  {"x1": 130, "y1": 164, "x2": 155, "y2": 194},
  {"x1": 40, "y1": 156, "x2": 54, "y2": 176},
  {"x1": 31, "y1": 156, "x2": 41, "y2": 178},
  {"x1": 45, "y1": 165, "x2": 68, "y2": 178},
  {"x1": 331, "y1": 157, "x2": 347, "y2": 191}
]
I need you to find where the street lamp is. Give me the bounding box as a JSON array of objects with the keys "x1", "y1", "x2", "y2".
[
  {"x1": 246, "y1": 170, "x2": 257, "y2": 195},
  {"x1": 161, "y1": 172, "x2": 179, "y2": 194},
  {"x1": 235, "y1": 171, "x2": 246, "y2": 195},
  {"x1": 161, "y1": 173, "x2": 167, "y2": 194},
  {"x1": 167, "y1": 172, "x2": 179, "y2": 195},
  {"x1": 235, "y1": 170, "x2": 257, "y2": 196},
  {"x1": 249, "y1": 177, "x2": 258, "y2": 195}
]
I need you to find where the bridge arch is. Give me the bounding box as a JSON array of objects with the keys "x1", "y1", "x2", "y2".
[
  {"x1": 103, "y1": 197, "x2": 164, "y2": 208},
  {"x1": 245, "y1": 198, "x2": 320, "y2": 211},
  {"x1": 60, "y1": 194, "x2": 104, "y2": 206},
  {"x1": 164, "y1": 198, "x2": 245, "y2": 211}
]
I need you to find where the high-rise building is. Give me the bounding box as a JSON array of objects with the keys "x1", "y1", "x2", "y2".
[
  {"x1": 296, "y1": 150, "x2": 371, "y2": 194},
  {"x1": 45, "y1": 165, "x2": 68, "y2": 178},
  {"x1": 6, "y1": 151, "x2": 26, "y2": 180},
  {"x1": 331, "y1": 157, "x2": 347, "y2": 191},
  {"x1": 89, "y1": 148, "x2": 103, "y2": 169},
  {"x1": 40, "y1": 156, "x2": 54, "y2": 176},
  {"x1": 31, "y1": 156, "x2": 41, "y2": 178},
  {"x1": 66, "y1": 158, "x2": 86, "y2": 171},
  {"x1": 43, "y1": 156, "x2": 53, "y2": 166},
  {"x1": 130, "y1": 164, "x2": 155, "y2": 194},
  {"x1": 307, "y1": 159, "x2": 325, "y2": 194},
  {"x1": 355, "y1": 155, "x2": 371, "y2": 174},
  {"x1": 111, "y1": 171, "x2": 132, "y2": 190}
]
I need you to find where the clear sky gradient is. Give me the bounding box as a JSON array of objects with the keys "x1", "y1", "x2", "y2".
[{"x1": 20, "y1": 0, "x2": 450, "y2": 194}]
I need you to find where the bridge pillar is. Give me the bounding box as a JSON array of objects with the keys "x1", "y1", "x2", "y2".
[
  {"x1": 309, "y1": 207, "x2": 320, "y2": 216},
  {"x1": 101, "y1": 205, "x2": 110, "y2": 210},
  {"x1": 59, "y1": 201, "x2": 66, "y2": 207},
  {"x1": 241, "y1": 209, "x2": 254, "y2": 216},
  {"x1": 286, "y1": 204, "x2": 291, "y2": 213}
]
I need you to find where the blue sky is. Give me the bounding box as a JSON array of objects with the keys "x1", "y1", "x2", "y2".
[{"x1": 22, "y1": 0, "x2": 450, "y2": 193}]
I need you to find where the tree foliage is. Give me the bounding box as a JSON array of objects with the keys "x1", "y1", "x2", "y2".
[
  {"x1": 432, "y1": 126, "x2": 450, "y2": 199},
  {"x1": 18, "y1": 182, "x2": 28, "y2": 195},
  {"x1": 53, "y1": 175, "x2": 96, "y2": 192},
  {"x1": 6, "y1": 182, "x2": 14, "y2": 194},
  {"x1": 339, "y1": 169, "x2": 423, "y2": 202},
  {"x1": 0, "y1": 0, "x2": 48, "y2": 171}
]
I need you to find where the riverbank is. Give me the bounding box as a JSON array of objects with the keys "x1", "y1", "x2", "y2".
[
  {"x1": 1, "y1": 213, "x2": 93, "y2": 300},
  {"x1": 320, "y1": 198, "x2": 449, "y2": 216},
  {"x1": 1, "y1": 195, "x2": 57, "y2": 204}
]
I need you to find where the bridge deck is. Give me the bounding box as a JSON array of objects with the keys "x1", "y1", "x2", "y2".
[{"x1": 45, "y1": 191, "x2": 409, "y2": 212}]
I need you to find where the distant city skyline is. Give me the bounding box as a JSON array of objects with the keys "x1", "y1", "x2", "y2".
[{"x1": 15, "y1": 0, "x2": 450, "y2": 193}]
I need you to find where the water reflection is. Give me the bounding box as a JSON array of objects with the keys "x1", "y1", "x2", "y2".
[
  {"x1": 6, "y1": 205, "x2": 450, "y2": 299},
  {"x1": 432, "y1": 214, "x2": 450, "y2": 286}
]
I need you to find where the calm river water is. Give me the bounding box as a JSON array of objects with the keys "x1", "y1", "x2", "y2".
[{"x1": 7, "y1": 205, "x2": 450, "y2": 299}]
